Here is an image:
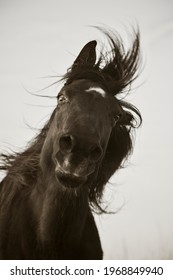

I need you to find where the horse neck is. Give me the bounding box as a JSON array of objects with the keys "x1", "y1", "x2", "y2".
[{"x1": 32, "y1": 178, "x2": 89, "y2": 243}]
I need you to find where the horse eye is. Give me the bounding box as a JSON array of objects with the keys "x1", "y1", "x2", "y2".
[
  {"x1": 57, "y1": 94, "x2": 68, "y2": 103},
  {"x1": 113, "y1": 114, "x2": 121, "y2": 126}
]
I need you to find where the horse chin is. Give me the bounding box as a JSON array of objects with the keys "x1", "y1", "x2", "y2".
[{"x1": 55, "y1": 170, "x2": 87, "y2": 189}]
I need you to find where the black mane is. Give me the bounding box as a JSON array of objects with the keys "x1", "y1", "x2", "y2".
[{"x1": 65, "y1": 28, "x2": 140, "y2": 93}]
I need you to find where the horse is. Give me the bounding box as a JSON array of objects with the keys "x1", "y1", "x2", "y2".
[{"x1": 0, "y1": 27, "x2": 142, "y2": 259}]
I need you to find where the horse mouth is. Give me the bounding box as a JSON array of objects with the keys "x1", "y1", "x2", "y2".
[{"x1": 56, "y1": 171, "x2": 86, "y2": 188}]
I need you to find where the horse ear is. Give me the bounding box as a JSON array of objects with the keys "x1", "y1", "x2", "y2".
[{"x1": 72, "y1": 40, "x2": 97, "y2": 69}]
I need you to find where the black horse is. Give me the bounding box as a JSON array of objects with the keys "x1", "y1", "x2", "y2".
[{"x1": 0, "y1": 27, "x2": 142, "y2": 259}]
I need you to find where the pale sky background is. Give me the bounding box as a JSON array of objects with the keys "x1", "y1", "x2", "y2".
[{"x1": 0, "y1": 0, "x2": 173, "y2": 259}]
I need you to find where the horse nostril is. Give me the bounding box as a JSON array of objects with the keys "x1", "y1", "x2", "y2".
[
  {"x1": 90, "y1": 145, "x2": 103, "y2": 162},
  {"x1": 59, "y1": 135, "x2": 75, "y2": 154}
]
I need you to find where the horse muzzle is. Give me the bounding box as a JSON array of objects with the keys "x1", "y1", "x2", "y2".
[
  {"x1": 54, "y1": 155, "x2": 95, "y2": 188},
  {"x1": 55, "y1": 169, "x2": 87, "y2": 189},
  {"x1": 53, "y1": 133, "x2": 103, "y2": 188}
]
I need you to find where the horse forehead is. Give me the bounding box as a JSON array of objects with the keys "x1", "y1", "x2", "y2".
[{"x1": 85, "y1": 86, "x2": 106, "y2": 98}]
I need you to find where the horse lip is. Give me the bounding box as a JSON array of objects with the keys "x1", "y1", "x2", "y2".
[
  {"x1": 55, "y1": 169, "x2": 87, "y2": 188},
  {"x1": 55, "y1": 159, "x2": 93, "y2": 178}
]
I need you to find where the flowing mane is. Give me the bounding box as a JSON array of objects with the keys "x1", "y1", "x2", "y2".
[{"x1": 64, "y1": 28, "x2": 140, "y2": 95}]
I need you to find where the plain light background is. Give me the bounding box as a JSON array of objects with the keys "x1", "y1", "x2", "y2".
[{"x1": 0, "y1": 0, "x2": 173, "y2": 259}]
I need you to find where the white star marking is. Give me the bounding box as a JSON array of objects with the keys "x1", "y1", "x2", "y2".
[{"x1": 86, "y1": 87, "x2": 106, "y2": 98}]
